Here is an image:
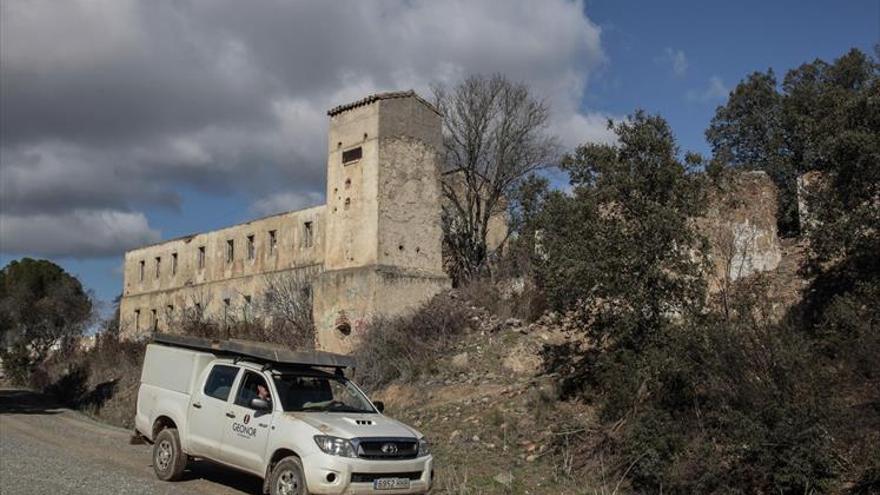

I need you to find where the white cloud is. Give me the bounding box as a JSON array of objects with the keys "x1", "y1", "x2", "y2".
[
  {"x1": 0, "y1": 209, "x2": 161, "y2": 258},
  {"x1": 1, "y1": 0, "x2": 611, "y2": 257},
  {"x1": 687, "y1": 76, "x2": 729, "y2": 103},
  {"x1": 656, "y1": 47, "x2": 688, "y2": 77}
]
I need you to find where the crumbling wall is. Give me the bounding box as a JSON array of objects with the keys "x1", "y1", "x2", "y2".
[
  {"x1": 797, "y1": 170, "x2": 827, "y2": 235},
  {"x1": 120, "y1": 205, "x2": 326, "y2": 337},
  {"x1": 697, "y1": 171, "x2": 782, "y2": 292}
]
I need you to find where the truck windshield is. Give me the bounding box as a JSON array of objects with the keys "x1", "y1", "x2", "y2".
[{"x1": 272, "y1": 374, "x2": 375, "y2": 413}]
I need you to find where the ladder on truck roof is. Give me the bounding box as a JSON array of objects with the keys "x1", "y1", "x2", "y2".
[{"x1": 151, "y1": 333, "x2": 356, "y2": 371}]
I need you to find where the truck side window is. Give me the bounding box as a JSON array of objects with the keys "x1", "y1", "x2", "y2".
[
  {"x1": 235, "y1": 371, "x2": 271, "y2": 409},
  {"x1": 203, "y1": 365, "x2": 239, "y2": 401}
]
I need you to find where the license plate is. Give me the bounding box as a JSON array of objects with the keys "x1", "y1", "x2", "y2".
[{"x1": 373, "y1": 478, "x2": 411, "y2": 490}]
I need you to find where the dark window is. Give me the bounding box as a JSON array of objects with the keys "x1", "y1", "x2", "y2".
[
  {"x1": 197, "y1": 246, "x2": 206, "y2": 269},
  {"x1": 134, "y1": 309, "x2": 140, "y2": 330},
  {"x1": 268, "y1": 230, "x2": 277, "y2": 255},
  {"x1": 151, "y1": 309, "x2": 158, "y2": 331},
  {"x1": 342, "y1": 146, "x2": 362, "y2": 164},
  {"x1": 204, "y1": 365, "x2": 239, "y2": 401},
  {"x1": 155, "y1": 257, "x2": 161, "y2": 278},
  {"x1": 247, "y1": 235, "x2": 255, "y2": 260},
  {"x1": 235, "y1": 371, "x2": 271, "y2": 409},
  {"x1": 226, "y1": 239, "x2": 234, "y2": 263},
  {"x1": 171, "y1": 253, "x2": 178, "y2": 275},
  {"x1": 139, "y1": 260, "x2": 145, "y2": 282},
  {"x1": 303, "y1": 222, "x2": 314, "y2": 248}
]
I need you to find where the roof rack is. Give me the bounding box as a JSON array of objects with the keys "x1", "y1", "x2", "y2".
[{"x1": 151, "y1": 333, "x2": 355, "y2": 370}]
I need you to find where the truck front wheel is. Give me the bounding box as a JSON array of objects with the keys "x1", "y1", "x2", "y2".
[
  {"x1": 153, "y1": 428, "x2": 187, "y2": 481},
  {"x1": 269, "y1": 456, "x2": 309, "y2": 495}
]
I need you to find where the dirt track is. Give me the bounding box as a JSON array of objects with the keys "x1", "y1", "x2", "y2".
[{"x1": 0, "y1": 388, "x2": 263, "y2": 495}]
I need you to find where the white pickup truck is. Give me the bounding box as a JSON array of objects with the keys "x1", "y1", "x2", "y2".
[{"x1": 134, "y1": 334, "x2": 433, "y2": 495}]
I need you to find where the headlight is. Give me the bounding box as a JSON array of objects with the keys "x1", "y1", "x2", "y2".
[
  {"x1": 314, "y1": 436, "x2": 357, "y2": 458},
  {"x1": 418, "y1": 437, "x2": 430, "y2": 457}
]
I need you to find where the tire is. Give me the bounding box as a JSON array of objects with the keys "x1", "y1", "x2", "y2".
[
  {"x1": 269, "y1": 456, "x2": 309, "y2": 495},
  {"x1": 152, "y1": 428, "x2": 187, "y2": 481}
]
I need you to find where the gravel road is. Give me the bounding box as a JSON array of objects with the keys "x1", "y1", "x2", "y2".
[{"x1": 0, "y1": 388, "x2": 263, "y2": 495}]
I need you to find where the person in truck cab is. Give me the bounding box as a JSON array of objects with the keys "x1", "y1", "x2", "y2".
[{"x1": 257, "y1": 383, "x2": 272, "y2": 405}]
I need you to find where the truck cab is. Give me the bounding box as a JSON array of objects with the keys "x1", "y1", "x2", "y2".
[{"x1": 135, "y1": 335, "x2": 432, "y2": 495}]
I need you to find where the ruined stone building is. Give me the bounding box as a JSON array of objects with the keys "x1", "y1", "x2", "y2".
[{"x1": 119, "y1": 91, "x2": 450, "y2": 352}]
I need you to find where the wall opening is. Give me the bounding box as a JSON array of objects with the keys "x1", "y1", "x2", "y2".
[
  {"x1": 226, "y1": 239, "x2": 235, "y2": 263},
  {"x1": 303, "y1": 222, "x2": 314, "y2": 248},
  {"x1": 337, "y1": 322, "x2": 352, "y2": 337},
  {"x1": 268, "y1": 230, "x2": 277, "y2": 255},
  {"x1": 155, "y1": 257, "x2": 161, "y2": 279},
  {"x1": 198, "y1": 246, "x2": 206, "y2": 270},
  {"x1": 171, "y1": 252, "x2": 178, "y2": 275},
  {"x1": 342, "y1": 146, "x2": 362, "y2": 164},
  {"x1": 247, "y1": 234, "x2": 255, "y2": 260},
  {"x1": 139, "y1": 260, "x2": 145, "y2": 282}
]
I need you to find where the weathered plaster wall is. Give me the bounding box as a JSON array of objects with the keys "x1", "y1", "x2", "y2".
[
  {"x1": 698, "y1": 171, "x2": 782, "y2": 291},
  {"x1": 324, "y1": 105, "x2": 380, "y2": 271},
  {"x1": 312, "y1": 266, "x2": 450, "y2": 353},
  {"x1": 376, "y1": 97, "x2": 444, "y2": 275},
  {"x1": 120, "y1": 264, "x2": 323, "y2": 335},
  {"x1": 797, "y1": 170, "x2": 826, "y2": 235},
  {"x1": 120, "y1": 205, "x2": 325, "y2": 337}
]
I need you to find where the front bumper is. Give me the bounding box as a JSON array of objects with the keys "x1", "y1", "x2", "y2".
[{"x1": 302, "y1": 454, "x2": 433, "y2": 495}]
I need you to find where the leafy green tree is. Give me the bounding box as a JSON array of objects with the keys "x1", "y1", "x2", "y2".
[
  {"x1": 536, "y1": 111, "x2": 708, "y2": 407},
  {"x1": 0, "y1": 258, "x2": 93, "y2": 381},
  {"x1": 706, "y1": 48, "x2": 879, "y2": 238},
  {"x1": 705, "y1": 70, "x2": 799, "y2": 234},
  {"x1": 539, "y1": 111, "x2": 707, "y2": 325}
]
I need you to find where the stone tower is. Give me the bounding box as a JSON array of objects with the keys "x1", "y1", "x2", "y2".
[{"x1": 312, "y1": 91, "x2": 450, "y2": 352}]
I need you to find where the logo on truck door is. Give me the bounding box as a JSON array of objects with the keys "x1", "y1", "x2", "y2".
[{"x1": 232, "y1": 416, "x2": 257, "y2": 439}]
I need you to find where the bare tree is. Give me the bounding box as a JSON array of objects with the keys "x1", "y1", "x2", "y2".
[
  {"x1": 433, "y1": 74, "x2": 559, "y2": 283},
  {"x1": 261, "y1": 274, "x2": 315, "y2": 349}
]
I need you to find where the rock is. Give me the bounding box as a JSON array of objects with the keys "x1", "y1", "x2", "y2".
[
  {"x1": 505, "y1": 317, "x2": 523, "y2": 327},
  {"x1": 450, "y1": 430, "x2": 461, "y2": 441},
  {"x1": 493, "y1": 472, "x2": 514, "y2": 487},
  {"x1": 502, "y1": 342, "x2": 542, "y2": 375},
  {"x1": 471, "y1": 434, "x2": 480, "y2": 442},
  {"x1": 526, "y1": 454, "x2": 537, "y2": 462}
]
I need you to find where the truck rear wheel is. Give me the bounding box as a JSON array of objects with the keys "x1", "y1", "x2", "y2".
[
  {"x1": 153, "y1": 428, "x2": 187, "y2": 481},
  {"x1": 269, "y1": 456, "x2": 309, "y2": 495}
]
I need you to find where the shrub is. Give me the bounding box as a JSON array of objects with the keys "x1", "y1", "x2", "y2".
[
  {"x1": 0, "y1": 342, "x2": 33, "y2": 386},
  {"x1": 354, "y1": 292, "x2": 471, "y2": 390}
]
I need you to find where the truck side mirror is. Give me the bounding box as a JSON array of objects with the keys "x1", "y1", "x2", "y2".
[
  {"x1": 373, "y1": 401, "x2": 384, "y2": 413},
  {"x1": 250, "y1": 398, "x2": 271, "y2": 411}
]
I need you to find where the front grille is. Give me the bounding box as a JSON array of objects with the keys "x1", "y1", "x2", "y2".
[
  {"x1": 351, "y1": 471, "x2": 422, "y2": 483},
  {"x1": 356, "y1": 439, "x2": 419, "y2": 460}
]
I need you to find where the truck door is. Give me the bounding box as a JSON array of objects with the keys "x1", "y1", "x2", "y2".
[
  {"x1": 218, "y1": 370, "x2": 274, "y2": 474},
  {"x1": 187, "y1": 364, "x2": 241, "y2": 459}
]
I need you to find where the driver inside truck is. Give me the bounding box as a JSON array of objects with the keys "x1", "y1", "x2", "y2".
[{"x1": 256, "y1": 383, "x2": 272, "y2": 405}]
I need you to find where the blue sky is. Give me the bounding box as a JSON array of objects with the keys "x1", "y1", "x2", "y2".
[{"x1": 1, "y1": 0, "x2": 877, "y2": 312}]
